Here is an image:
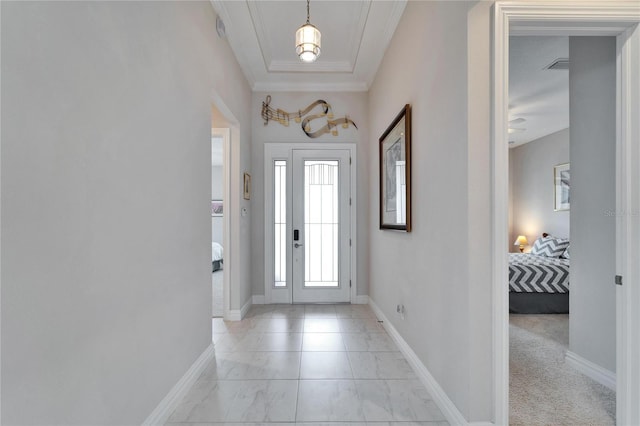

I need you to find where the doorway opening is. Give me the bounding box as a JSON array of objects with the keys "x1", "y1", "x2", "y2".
[
  {"x1": 264, "y1": 143, "x2": 357, "y2": 304},
  {"x1": 211, "y1": 103, "x2": 234, "y2": 322},
  {"x1": 492, "y1": 3, "x2": 640, "y2": 425},
  {"x1": 211, "y1": 128, "x2": 228, "y2": 318},
  {"x1": 507, "y1": 35, "x2": 617, "y2": 424}
]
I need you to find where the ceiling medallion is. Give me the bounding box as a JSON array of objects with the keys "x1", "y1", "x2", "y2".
[{"x1": 295, "y1": 0, "x2": 321, "y2": 62}]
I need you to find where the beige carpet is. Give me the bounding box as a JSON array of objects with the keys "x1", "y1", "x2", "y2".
[{"x1": 510, "y1": 314, "x2": 616, "y2": 426}]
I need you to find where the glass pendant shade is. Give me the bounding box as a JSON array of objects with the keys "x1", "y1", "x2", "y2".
[{"x1": 296, "y1": 23, "x2": 321, "y2": 62}]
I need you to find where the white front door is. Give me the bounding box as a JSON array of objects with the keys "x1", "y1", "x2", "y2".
[
  {"x1": 291, "y1": 149, "x2": 351, "y2": 303},
  {"x1": 264, "y1": 145, "x2": 353, "y2": 304}
]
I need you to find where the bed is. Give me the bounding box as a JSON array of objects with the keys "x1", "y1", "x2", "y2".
[
  {"x1": 509, "y1": 233, "x2": 570, "y2": 314},
  {"x1": 212, "y1": 242, "x2": 223, "y2": 272}
]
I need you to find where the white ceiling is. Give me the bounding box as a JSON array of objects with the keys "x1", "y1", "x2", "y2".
[
  {"x1": 210, "y1": 0, "x2": 407, "y2": 91},
  {"x1": 509, "y1": 36, "x2": 570, "y2": 147},
  {"x1": 209, "y1": 3, "x2": 569, "y2": 144}
]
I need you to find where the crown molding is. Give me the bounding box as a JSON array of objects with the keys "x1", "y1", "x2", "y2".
[
  {"x1": 361, "y1": 0, "x2": 407, "y2": 88},
  {"x1": 268, "y1": 60, "x2": 353, "y2": 73},
  {"x1": 252, "y1": 81, "x2": 368, "y2": 93},
  {"x1": 210, "y1": 0, "x2": 407, "y2": 93}
]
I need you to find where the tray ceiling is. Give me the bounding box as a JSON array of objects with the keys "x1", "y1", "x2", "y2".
[{"x1": 210, "y1": 0, "x2": 407, "y2": 91}]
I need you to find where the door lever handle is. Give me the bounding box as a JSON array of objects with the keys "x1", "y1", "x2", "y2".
[{"x1": 294, "y1": 243, "x2": 304, "y2": 248}]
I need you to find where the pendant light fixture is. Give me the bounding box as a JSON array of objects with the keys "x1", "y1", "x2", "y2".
[{"x1": 295, "y1": 0, "x2": 321, "y2": 63}]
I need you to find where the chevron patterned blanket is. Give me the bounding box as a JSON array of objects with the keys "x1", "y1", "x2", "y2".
[{"x1": 509, "y1": 253, "x2": 570, "y2": 293}]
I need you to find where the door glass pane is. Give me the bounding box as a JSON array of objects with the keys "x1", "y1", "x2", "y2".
[
  {"x1": 274, "y1": 160, "x2": 286, "y2": 287},
  {"x1": 304, "y1": 160, "x2": 339, "y2": 287}
]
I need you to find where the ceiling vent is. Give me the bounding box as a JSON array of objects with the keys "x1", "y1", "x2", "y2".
[{"x1": 544, "y1": 58, "x2": 569, "y2": 70}]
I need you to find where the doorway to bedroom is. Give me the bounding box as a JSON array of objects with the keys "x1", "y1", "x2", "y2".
[
  {"x1": 211, "y1": 102, "x2": 232, "y2": 319},
  {"x1": 507, "y1": 35, "x2": 617, "y2": 425},
  {"x1": 211, "y1": 130, "x2": 226, "y2": 318}
]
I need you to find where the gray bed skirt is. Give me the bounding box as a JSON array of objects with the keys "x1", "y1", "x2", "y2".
[{"x1": 509, "y1": 292, "x2": 569, "y2": 314}]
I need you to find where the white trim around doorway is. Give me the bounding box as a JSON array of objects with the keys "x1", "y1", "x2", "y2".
[
  {"x1": 210, "y1": 91, "x2": 242, "y2": 322},
  {"x1": 264, "y1": 143, "x2": 358, "y2": 305},
  {"x1": 492, "y1": 2, "x2": 640, "y2": 425},
  {"x1": 212, "y1": 127, "x2": 231, "y2": 320}
]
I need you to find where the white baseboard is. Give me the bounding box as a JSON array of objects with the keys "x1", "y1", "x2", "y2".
[
  {"x1": 227, "y1": 310, "x2": 241, "y2": 321},
  {"x1": 368, "y1": 299, "x2": 470, "y2": 426},
  {"x1": 227, "y1": 297, "x2": 252, "y2": 321},
  {"x1": 252, "y1": 295, "x2": 265, "y2": 305},
  {"x1": 241, "y1": 296, "x2": 252, "y2": 317},
  {"x1": 142, "y1": 343, "x2": 215, "y2": 425},
  {"x1": 565, "y1": 350, "x2": 616, "y2": 391},
  {"x1": 354, "y1": 295, "x2": 369, "y2": 304}
]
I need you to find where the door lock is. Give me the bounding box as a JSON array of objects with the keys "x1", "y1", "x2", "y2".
[{"x1": 294, "y1": 243, "x2": 303, "y2": 248}]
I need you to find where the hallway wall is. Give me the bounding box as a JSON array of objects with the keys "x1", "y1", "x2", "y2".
[
  {"x1": 368, "y1": 1, "x2": 493, "y2": 422},
  {"x1": 1, "y1": 2, "x2": 251, "y2": 424},
  {"x1": 509, "y1": 128, "x2": 571, "y2": 249}
]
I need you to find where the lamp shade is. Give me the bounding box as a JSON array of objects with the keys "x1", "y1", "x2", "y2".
[
  {"x1": 514, "y1": 235, "x2": 529, "y2": 246},
  {"x1": 296, "y1": 23, "x2": 321, "y2": 62}
]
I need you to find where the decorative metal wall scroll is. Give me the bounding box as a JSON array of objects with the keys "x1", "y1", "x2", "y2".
[{"x1": 261, "y1": 95, "x2": 357, "y2": 138}]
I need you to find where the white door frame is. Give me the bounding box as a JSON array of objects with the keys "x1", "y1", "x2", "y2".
[
  {"x1": 264, "y1": 143, "x2": 357, "y2": 304},
  {"x1": 212, "y1": 128, "x2": 231, "y2": 319},
  {"x1": 210, "y1": 92, "x2": 241, "y2": 322},
  {"x1": 492, "y1": 2, "x2": 640, "y2": 425}
]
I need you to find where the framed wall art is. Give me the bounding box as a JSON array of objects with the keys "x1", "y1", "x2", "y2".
[
  {"x1": 554, "y1": 163, "x2": 570, "y2": 211},
  {"x1": 211, "y1": 200, "x2": 223, "y2": 217},
  {"x1": 380, "y1": 104, "x2": 411, "y2": 231},
  {"x1": 243, "y1": 172, "x2": 251, "y2": 200}
]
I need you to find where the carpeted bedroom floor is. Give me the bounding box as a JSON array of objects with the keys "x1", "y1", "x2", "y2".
[{"x1": 510, "y1": 314, "x2": 616, "y2": 426}]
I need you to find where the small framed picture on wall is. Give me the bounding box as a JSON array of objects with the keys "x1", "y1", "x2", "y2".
[
  {"x1": 243, "y1": 172, "x2": 251, "y2": 200},
  {"x1": 211, "y1": 200, "x2": 223, "y2": 217},
  {"x1": 554, "y1": 163, "x2": 570, "y2": 211}
]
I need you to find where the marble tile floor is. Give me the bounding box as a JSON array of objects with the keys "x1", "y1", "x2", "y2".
[{"x1": 166, "y1": 304, "x2": 448, "y2": 426}]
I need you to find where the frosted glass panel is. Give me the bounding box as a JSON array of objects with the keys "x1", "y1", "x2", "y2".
[
  {"x1": 304, "y1": 161, "x2": 339, "y2": 287},
  {"x1": 274, "y1": 160, "x2": 287, "y2": 287}
]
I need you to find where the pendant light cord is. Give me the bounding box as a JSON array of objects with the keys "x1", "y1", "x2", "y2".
[{"x1": 306, "y1": 0, "x2": 311, "y2": 24}]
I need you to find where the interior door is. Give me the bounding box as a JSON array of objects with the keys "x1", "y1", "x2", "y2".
[{"x1": 291, "y1": 149, "x2": 351, "y2": 303}]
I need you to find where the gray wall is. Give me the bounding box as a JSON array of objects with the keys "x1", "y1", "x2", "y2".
[
  {"x1": 1, "y1": 2, "x2": 252, "y2": 423},
  {"x1": 569, "y1": 37, "x2": 617, "y2": 372},
  {"x1": 368, "y1": 1, "x2": 493, "y2": 421},
  {"x1": 510, "y1": 128, "x2": 571, "y2": 250}
]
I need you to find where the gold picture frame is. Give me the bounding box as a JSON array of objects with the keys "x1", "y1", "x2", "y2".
[
  {"x1": 243, "y1": 172, "x2": 251, "y2": 200},
  {"x1": 379, "y1": 104, "x2": 411, "y2": 231}
]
